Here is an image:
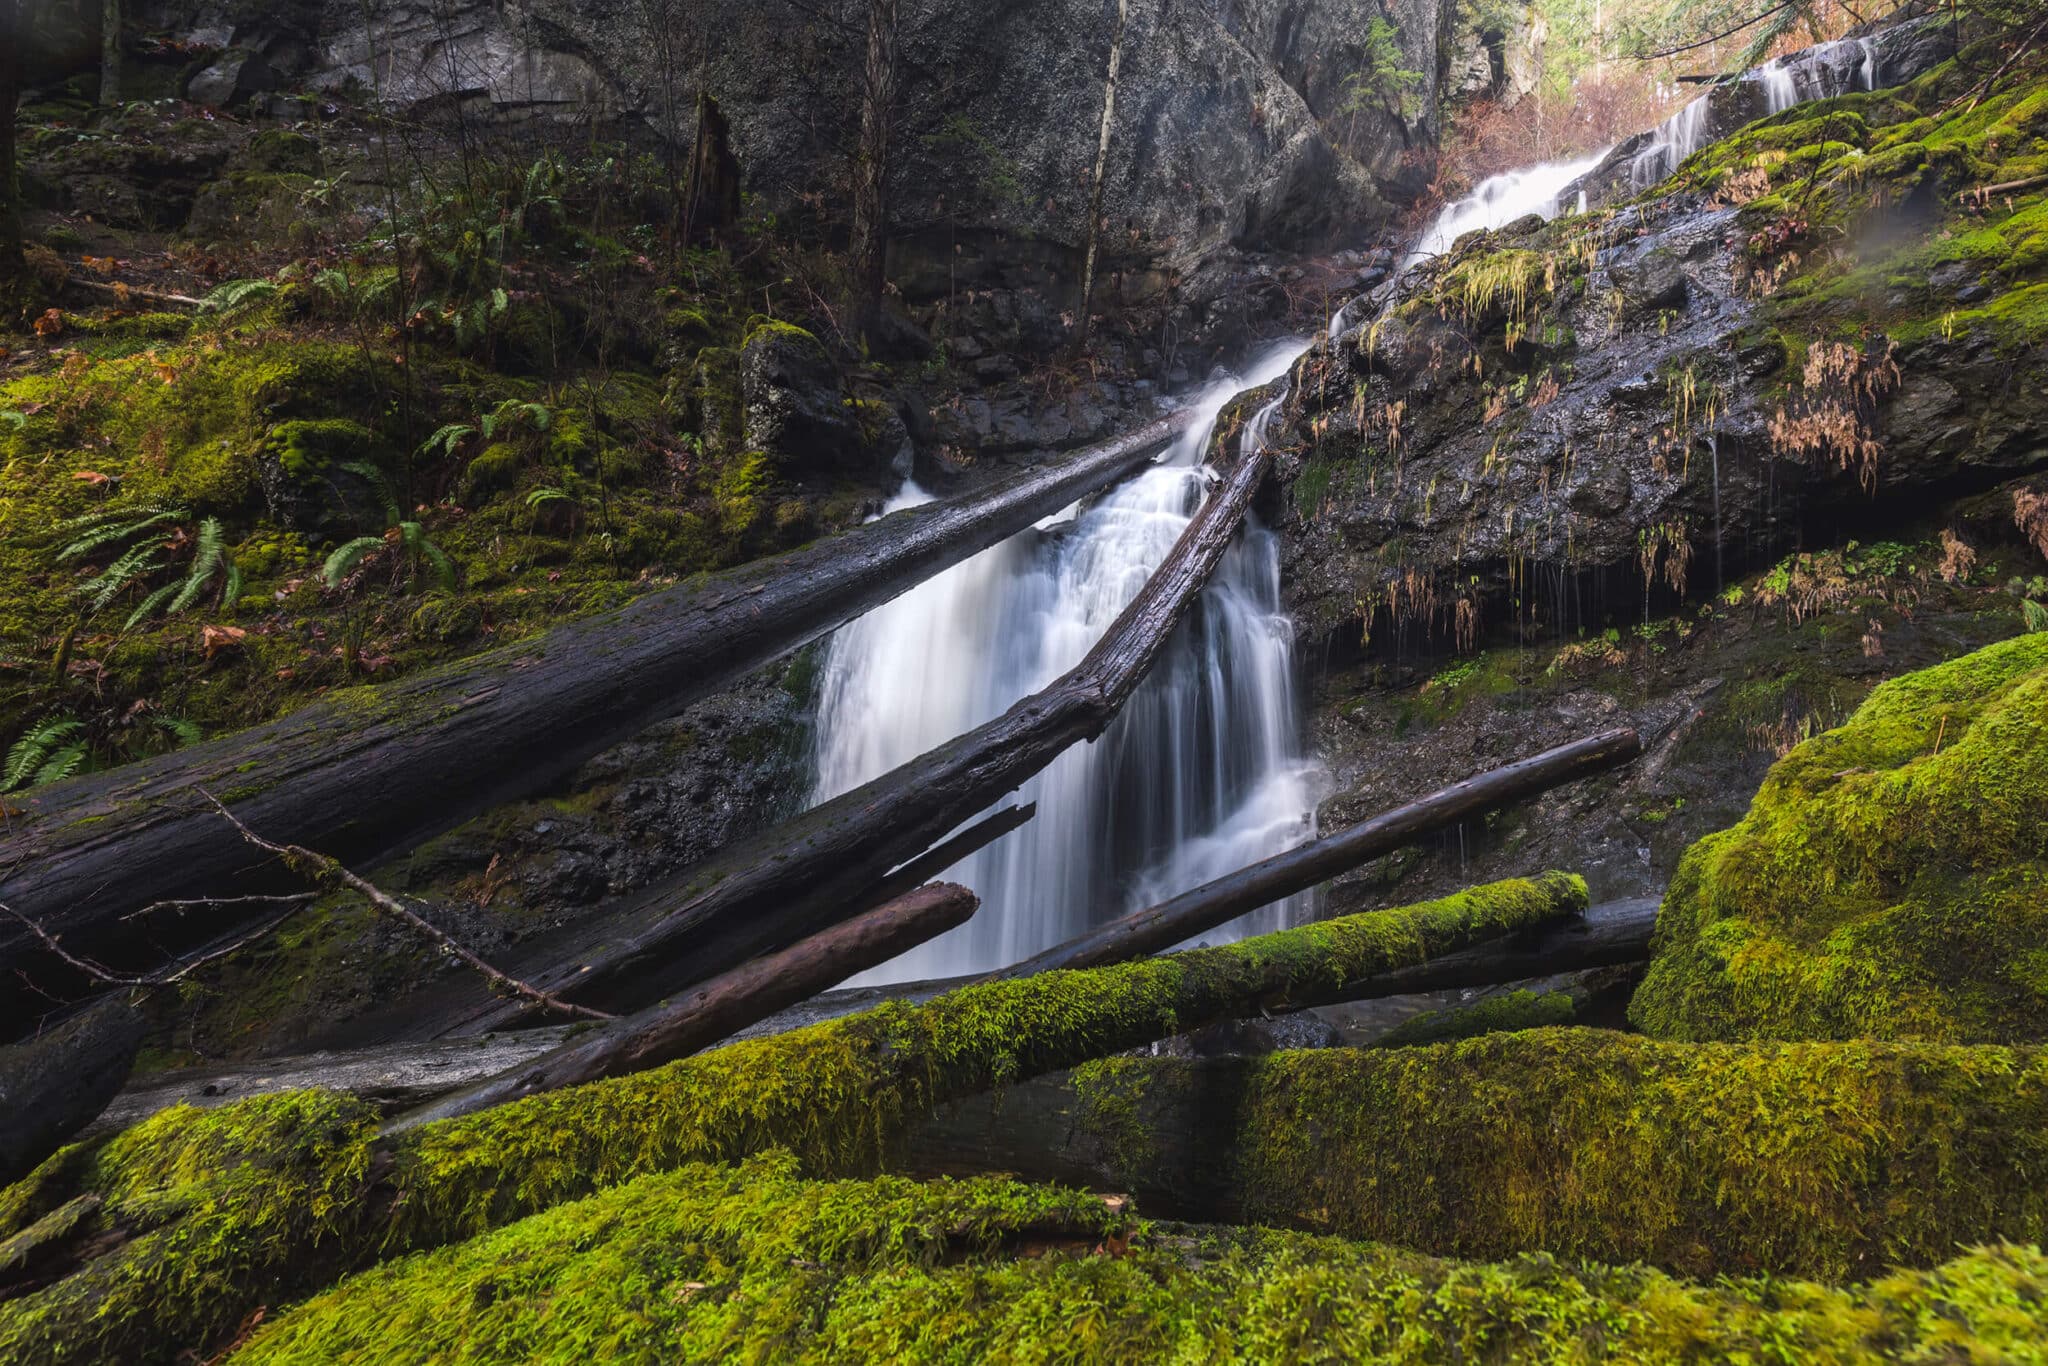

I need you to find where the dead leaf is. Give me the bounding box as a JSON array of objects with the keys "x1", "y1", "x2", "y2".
[
  {"x1": 32, "y1": 310, "x2": 64, "y2": 338},
  {"x1": 72, "y1": 470, "x2": 112, "y2": 485},
  {"x1": 201, "y1": 624, "x2": 248, "y2": 659}
]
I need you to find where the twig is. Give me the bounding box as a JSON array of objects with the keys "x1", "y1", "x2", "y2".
[
  {"x1": 2, "y1": 900, "x2": 303, "y2": 988},
  {"x1": 1961, "y1": 172, "x2": 2048, "y2": 206},
  {"x1": 61, "y1": 277, "x2": 206, "y2": 310},
  {"x1": 121, "y1": 892, "x2": 317, "y2": 922},
  {"x1": 1965, "y1": 14, "x2": 2048, "y2": 113},
  {"x1": 199, "y1": 791, "x2": 617, "y2": 1023}
]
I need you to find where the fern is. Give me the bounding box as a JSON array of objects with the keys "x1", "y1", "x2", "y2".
[
  {"x1": 125, "y1": 581, "x2": 181, "y2": 629},
  {"x1": 167, "y1": 516, "x2": 228, "y2": 614},
  {"x1": 525, "y1": 486, "x2": 576, "y2": 508},
  {"x1": 57, "y1": 505, "x2": 184, "y2": 562},
  {"x1": 335, "y1": 460, "x2": 400, "y2": 525},
  {"x1": 199, "y1": 278, "x2": 280, "y2": 317},
  {"x1": 398, "y1": 522, "x2": 455, "y2": 590},
  {"x1": 323, "y1": 536, "x2": 386, "y2": 589},
  {"x1": 418, "y1": 423, "x2": 478, "y2": 460},
  {"x1": 2024, "y1": 598, "x2": 2048, "y2": 634},
  {"x1": 80, "y1": 540, "x2": 166, "y2": 611},
  {"x1": 154, "y1": 714, "x2": 203, "y2": 747},
  {"x1": 5, "y1": 718, "x2": 86, "y2": 792}
]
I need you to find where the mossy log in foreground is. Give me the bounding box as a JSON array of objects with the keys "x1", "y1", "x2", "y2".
[
  {"x1": 220, "y1": 1155, "x2": 2048, "y2": 1363},
  {"x1": 1632, "y1": 632, "x2": 2048, "y2": 1043},
  {"x1": 913, "y1": 1028, "x2": 2048, "y2": 1280},
  {"x1": 0, "y1": 874, "x2": 1581, "y2": 1363}
]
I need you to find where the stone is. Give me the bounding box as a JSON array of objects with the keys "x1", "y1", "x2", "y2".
[{"x1": 740, "y1": 324, "x2": 867, "y2": 479}]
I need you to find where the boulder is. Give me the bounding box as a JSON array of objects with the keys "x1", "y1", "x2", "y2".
[{"x1": 739, "y1": 323, "x2": 867, "y2": 478}]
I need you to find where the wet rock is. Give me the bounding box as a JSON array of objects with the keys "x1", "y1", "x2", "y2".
[
  {"x1": 740, "y1": 323, "x2": 867, "y2": 478},
  {"x1": 1605, "y1": 244, "x2": 1689, "y2": 316},
  {"x1": 187, "y1": 49, "x2": 277, "y2": 107}
]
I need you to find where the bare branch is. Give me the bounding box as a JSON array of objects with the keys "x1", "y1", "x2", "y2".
[
  {"x1": 199, "y1": 791, "x2": 617, "y2": 1023},
  {"x1": 1633, "y1": 0, "x2": 1800, "y2": 61},
  {"x1": 2, "y1": 900, "x2": 303, "y2": 988},
  {"x1": 121, "y1": 892, "x2": 317, "y2": 923}
]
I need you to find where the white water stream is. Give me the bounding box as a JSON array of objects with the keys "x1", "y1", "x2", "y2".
[
  {"x1": 812, "y1": 342, "x2": 1319, "y2": 981},
  {"x1": 806, "y1": 29, "x2": 1894, "y2": 984}
]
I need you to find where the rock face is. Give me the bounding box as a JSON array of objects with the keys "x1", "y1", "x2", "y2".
[{"x1": 138, "y1": 0, "x2": 1451, "y2": 277}]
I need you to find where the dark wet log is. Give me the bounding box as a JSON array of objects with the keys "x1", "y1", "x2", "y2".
[
  {"x1": 0, "y1": 997, "x2": 146, "y2": 1184},
  {"x1": 0, "y1": 412, "x2": 1192, "y2": 1040},
  {"x1": 997, "y1": 728, "x2": 1643, "y2": 978},
  {"x1": 1295, "y1": 894, "x2": 1660, "y2": 1010},
  {"x1": 366, "y1": 377, "x2": 1299, "y2": 1041},
  {"x1": 386, "y1": 881, "x2": 981, "y2": 1131}
]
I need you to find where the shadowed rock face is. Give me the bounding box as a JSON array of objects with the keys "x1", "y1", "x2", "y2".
[{"x1": 138, "y1": 0, "x2": 1441, "y2": 279}]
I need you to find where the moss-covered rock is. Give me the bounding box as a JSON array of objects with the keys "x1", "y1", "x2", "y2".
[
  {"x1": 1631, "y1": 633, "x2": 2048, "y2": 1043},
  {"x1": 228, "y1": 1154, "x2": 2048, "y2": 1364}
]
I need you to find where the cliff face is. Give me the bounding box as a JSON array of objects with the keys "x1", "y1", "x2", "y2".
[{"x1": 137, "y1": 0, "x2": 1456, "y2": 279}]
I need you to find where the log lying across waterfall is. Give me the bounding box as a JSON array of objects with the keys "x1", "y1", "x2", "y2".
[
  {"x1": 350, "y1": 374, "x2": 1304, "y2": 1042},
  {"x1": 386, "y1": 881, "x2": 982, "y2": 1131},
  {"x1": 997, "y1": 728, "x2": 1644, "y2": 979},
  {"x1": 0, "y1": 412, "x2": 1193, "y2": 1037}
]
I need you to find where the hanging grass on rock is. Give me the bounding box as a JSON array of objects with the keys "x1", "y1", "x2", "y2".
[{"x1": 0, "y1": 874, "x2": 1581, "y2": 1364}]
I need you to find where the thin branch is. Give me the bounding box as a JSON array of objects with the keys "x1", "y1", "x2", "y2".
[
  {"x1": 2, "y1": 900, "x2": 303, "y2": 987},
  {"x1": 199, "y1": 790, "x2": 617, "y2": 1023},
  {"x1": 1634, "y1": 0, "x2": 1800, "y2": 60},
  {"x1": 121, "y1": 892, "x2": 317, "y2": 923},
  {"x1": 1965, "y1": 13, "x2": 2048, "y2": 112}
]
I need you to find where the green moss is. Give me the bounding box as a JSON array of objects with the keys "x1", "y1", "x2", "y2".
[
  {"x1": 0, "y1": 877, "x2": 1580, "y2": 1362},
  {"x1": 1632, "y1": 633, "x2": 2048, "y2": 1043},
  {"x1": 229, "y1": 1155, "x2": 2048, "y2": 1364},
  {"x1": 1375, "y1": 988, "x2": 1576, "y2": 1047}
]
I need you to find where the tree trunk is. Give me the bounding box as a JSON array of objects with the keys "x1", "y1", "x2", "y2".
[
  {"x1": 98, "y1": 0, "x2": 120, "y2": 106},
  {"x1": 997, "y1": 727, "x2": 1642, "y2": 978},
  {"x1": 1073, "y1": 0, "x2": 1128, "y2": 353},
  {"x1": 0, "y1": 412, "x2": 1193, "y2": 1041},
  {"x1": 0, "y1": 997, "x2": 145, "y2": 1184},
  {"x1": 388, "y1": 881, "x2": 980, "y2": 1131},
  {"x1": 364, "y1": 373, "x2": 1301, "y2": 1042},
  {"x1": 684, "y1": 91, "x2": 742, "y2": 241},
  {"x1": 850, "y1": 0, "x2": 899, "y2": 339},
  {"x1": 0, "y1": 877, "x2": 1580, "y2": 1365},
  {"x1": 0, "y1": 0, "x2": 23, "y2": 291}
]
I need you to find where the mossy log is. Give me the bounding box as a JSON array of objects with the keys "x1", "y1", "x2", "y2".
[
  {"x1": 909, "y1": 1027, "x2": 2048, "y2": 1280},
  {"x1": 201, "y1": 1155, "x2": 2048, "y2": 1363},
  {"x1": 0, "y1": 411, "x2": 1193, "y2": 1040},
  {"x1": 0, "y1": 998, "x2": 146, "y2": 1185},
  {"x1": 1631, "y1": 632, "x2": 2048, "y2": 1044},
  {"x1": 0, "y1": 873, "x2": 1580, "y2": 1363},
  {"x1": 1000, "y1": 727, "x2": 1641, "y2": 977},
  {"x1": 365, "y1": 374, "x2": 1305, "y2": 1041},
  {"x1": 390, "y1": 881, "x2": 982, "y2": 1130}
]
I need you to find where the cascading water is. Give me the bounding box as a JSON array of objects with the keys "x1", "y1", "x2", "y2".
[
  {"x1": 1759, "y1": 37, "x2": 1879, "y2": 114},
  {"x1": 1404, "y1": 147, "x2": 1611, "y2": 266},
  {"x1": 812, "y1": 342, "x2": 1320, "y2": 982},
  {"x1": 1630, "y1": 95, "x2": 1712, "y2": 186}
]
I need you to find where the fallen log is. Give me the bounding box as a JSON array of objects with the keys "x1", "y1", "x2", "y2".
[
  {"x1": 364, "y1": 372, "x2": 1304, "y2": 1040},
  {"x1": 0, "y1": 997, "x2": 146, "y2": 1185},
  {"x1": 0, "y1": 875, "x2": 1582, "y2": 1364},
  {"x1": 387, "y1": 881, "x2": 982, "y2": 1131},
  {"x1": 905, "y1": 1031, "x2": 2048, "y2": 1280},
  {"x1": 0, "y1": 411, "x2": 1192, "y2": 1038},
  {"x1": 997, "y1": 727, "x2": 1643, "y2": 978}
]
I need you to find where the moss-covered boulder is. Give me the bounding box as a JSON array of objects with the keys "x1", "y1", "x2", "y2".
[
  {"x1": 1631, "y1": 632, "x2": 2048, "y2": 1043},
  {"x1": 738, "y1": 320, "x2": 869, "y2": 478}
]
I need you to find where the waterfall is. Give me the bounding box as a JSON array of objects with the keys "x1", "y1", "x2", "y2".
[
  {"x1": 812, "y1": 341, "x2": 1320, "y2": 982},
  {"x1": 1758, "y1": 37, "x2": 1877, "y2": 114},
  {"x1": 1405, "y1": 146, "x2": 1612, "y2": 266},
  {"x1": 1630, "y1": 95, "x2": 1712, "y2": 186}
]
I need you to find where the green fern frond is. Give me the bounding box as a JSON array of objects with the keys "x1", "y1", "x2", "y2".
[
  {"x1": 57, "y1": 506, "x2": 185, "y2": 561},
  {"x1": 80, "y1": 542, "x2": 167, "y2": 611},
  {"x1": 221, "y1": 561, "x2": 244, "y2": 606},
  {"x1": 35, "y1": 743, "x2": 89, "y2": 787},
  {"x1": 199, "y1": 278, "x2": 280, "y2": 316},
  {"x1": 334, "y1": 461, "x2": 400, "y2": 524},
  {"x1": 419, "y1": 423, "x2": 477, "y2": 459},
  {"x1": 525, "y1": 486, "x2": 575, "y2": 508},
  {"x1": 2023, "y1": 598, "x2": 2048, "y2": 634},
  {"x1": 5, "y1": 718, "x2": 85, "y2": 792},
  {"x1": 154, "y1": 714, "x2": 203, "y2": 747},
  {"x1": 168, "y1": 517, "x2": 227, "y2": 613},
  {"x1": 323, "y1": 536, "x2": 386, "y2": 588},
  {"x1": 125, "y1": 581, "x2": 181, "y2": 629}
]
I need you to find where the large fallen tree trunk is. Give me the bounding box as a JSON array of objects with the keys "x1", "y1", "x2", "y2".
[
  {"x1": 355, "y1": 377, "x2": 1303, "y2": 1042},
  {"x1": 0, "y1": 997, "x2": 146, "y2": 1185},
  {"x1": 997, "y1": 728, "x2": 1642, "y2": 978},
  {"x1": 388, "y1": 881, "x2": 981, "y2": 1131},
  {"x1": 905, "y1": 1031, "x2": 2048, "y2": 1280},
  {"x1": 0, "y1": 411, "x2": 1192, "y2": 1037},
  {"x1": 95, "y1": 895, "x2": 1663, "y2": 1132},
  {"x1": 0, "y1": 874, "x2": 1582, "y2": 1364}
]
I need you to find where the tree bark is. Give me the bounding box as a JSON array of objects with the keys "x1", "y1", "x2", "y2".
[
  {"x1": 387, "y1": 881, "x2": 980, "y2": 1131},
  {"x1": 98, "y1": 0, "x2": 120, "y2": 106},
  {"x1": 0, "y1": 996, "x2": 145, "y2": 1185},
  {"x1": 850, "y1": 0, "x2": 899, "y2": 339},
  {"x1": 997, "y1": 728, "x2": 1642, "y2": 978},
  {"x1": 1073, "y1": 0, "x2": 1128, "y2": 353},
  {"x1": 0, "y1": 412, "x2": 1192, "y2": 1040},
  {"x1": 372, "y1": 373, "x2": 1300, "y2": 1041},
  {"x1": 1, "y1": 0, "x2": 24, "y2": 290}
]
